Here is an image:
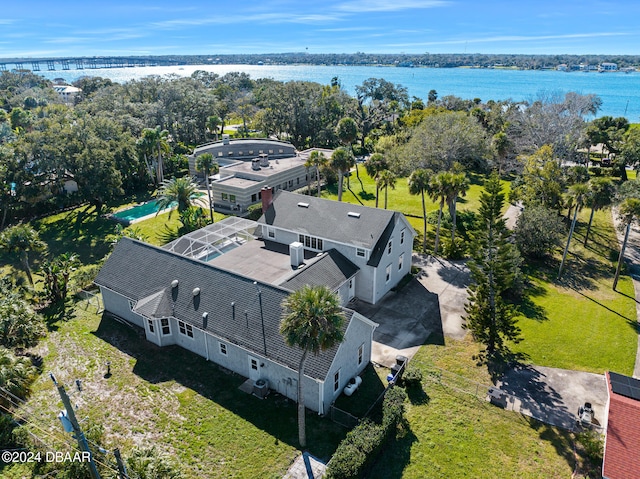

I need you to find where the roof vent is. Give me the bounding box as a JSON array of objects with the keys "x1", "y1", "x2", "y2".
[
  {"x1": 297, "y1": 202, "x2": 310, "y2": 208},
  {"x1": 171, "y1": 279, "x2": 179, "y2": 288},
  {"x1": 192, "y1": 287, "x2": 201, "y2": 296},
  {"x1": 348, "y1": 211, "x2": 361, "y2": 218}
]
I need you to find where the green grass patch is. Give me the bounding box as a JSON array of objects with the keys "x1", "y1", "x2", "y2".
[
  {"x1": 368, "y1": 338, "x2": 592, "y2": 479},
  {"x1": 14, "y1": 301, "x2": 345, "y2": 478},
  {"x1": 512, "y1": 207, "x2": 637, "y2": 375},
  {"x1": 320, "y1": 169, "x2": 510, "y2": 234}
]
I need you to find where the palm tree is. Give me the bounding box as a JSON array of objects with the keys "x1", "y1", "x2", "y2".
[
  {"x1": 336, "y1": 117, "x2": 362, "y2": 190},
  {"x1": 427, "y1": 173, "x2": 448, "y2": 256},
  {"x1": 141, "y1": 126, "x2": 171, "y2": 185},
  {"x1": 155, "y1": 177, "x2": 203, "y2": 219},
  {"x1": 613, "y1": 198, "x2": 640, "y2": 290},
  {"x1": 280, "y1": 285, "x2": 345, "y2": 448},
  {"x1": 558, "y1": 183, "x2": 589, "y2": 279},
  {"x1": 408, "y1": 169, "x2": 433, "y2": 252},
  {"x1": 364, "y1": 153, "x2": 388, "y2": 208},
  {"x1": 377, "y1": 170, "x2": 396, "y2": 210},
  {"x1": 0, "y1": 347, "x2": 38, "y2": 405},
  {"x1": 330, "y1": 147, "x2": 354, "y2": 202},
  {"x1": 308, "y1": 150, "x2": 327, "y2": 198},
  {"x1": 584, "y1": 177, "x2": 616, "y2": 246},
  {"x1": 0, "y1": 224, "x2": 46, "y2": 285},
  {"x1": 444, "y1": 172, "x2": 470, "y2": 245},
  {"x1": 206, "y1": 115, "x2": 221, "y2": 141},
  {"x1": 195, "y1": 153, "x2": 219, "y2": 223}
]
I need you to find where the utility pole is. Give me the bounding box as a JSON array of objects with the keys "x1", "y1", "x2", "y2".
[
  {"x1": 50, "y1": 374, "x2": 101, "y2": 479},
  {"x1": 113, "y1": 448, "x2": 128, "y2": 479}
]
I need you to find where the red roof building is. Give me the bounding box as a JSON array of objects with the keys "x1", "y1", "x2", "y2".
[{"x1": 603, "y1": 372, "x2": 640, "y2": 479}]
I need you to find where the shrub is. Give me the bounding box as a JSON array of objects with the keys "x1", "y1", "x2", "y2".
[
  {"x1": 589, "y1": 166, "x2": 602, "y2": 176},
  {"x1": 401, "y1": 366, "x2": 423, "y2": 388},
  {"x1": 514, "y1": 205, "x2": 564, "y2": 259},
  {"x1": 326, "y1": 387, "x2": 407, "y2": 479}
]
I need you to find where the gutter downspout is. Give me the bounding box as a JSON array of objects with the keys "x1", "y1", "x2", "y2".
[{"x1": 318, "y1": 379, "x2": 324, "y2": 416}]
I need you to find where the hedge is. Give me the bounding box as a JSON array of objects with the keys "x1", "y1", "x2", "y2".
[{"x1": 325, "y1": 386, "x2": 407, "y2": 479}]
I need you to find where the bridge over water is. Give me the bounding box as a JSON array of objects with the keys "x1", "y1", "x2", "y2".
[{"x1": 0, "y1": 57, "x2": 182, "y2": 72}]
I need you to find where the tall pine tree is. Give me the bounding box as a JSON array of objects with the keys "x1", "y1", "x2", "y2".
[{"x1": 465, "y1": 173, "x2": 522, "y2": 358}]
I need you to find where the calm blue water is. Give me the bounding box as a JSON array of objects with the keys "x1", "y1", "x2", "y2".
[
  {"x1": 41, "y1": 64, "x2": 640, "y2": 121},
  {"x1": 111, "y1": 200, "x2": 173, "y2": 222}
]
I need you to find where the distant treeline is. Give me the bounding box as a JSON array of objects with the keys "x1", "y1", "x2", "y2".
[{"x1": 3, "y1": 53, "x2": 640, "y2": 69}]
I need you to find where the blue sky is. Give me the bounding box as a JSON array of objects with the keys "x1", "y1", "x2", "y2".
[{"x1": 1, "y1": 1, "x2": 639, "y2": 58}]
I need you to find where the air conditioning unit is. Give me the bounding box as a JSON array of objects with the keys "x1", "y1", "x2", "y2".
[{"x1": 253, "y1": 378, "x2": 270, "y2": 399}]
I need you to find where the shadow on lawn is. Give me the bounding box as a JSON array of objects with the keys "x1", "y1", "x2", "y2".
[
  {"x1": 93, "y1": 314, "x2": 346, "y2": 460},
  {"x1": 366, "y1": 419, "x2": 418, "y2": 479},
  {"x1": 33, "y1": 205, "x2": 115, "y2": 264}
]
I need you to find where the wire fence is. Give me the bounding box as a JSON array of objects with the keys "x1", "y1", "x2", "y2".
[{"x1": 74, "y1": 289, "x2": 103, "y2": 314}]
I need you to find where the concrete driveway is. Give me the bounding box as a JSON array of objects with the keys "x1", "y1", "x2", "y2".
[
  {"x1": 352, "y1": 253, "x2": 470, "y2": 367},
  {"x1": 496, "y1": 365, "x2": 608, "y2": 430}
]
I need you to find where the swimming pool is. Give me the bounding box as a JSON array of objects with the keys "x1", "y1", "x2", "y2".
[
  {"x1": 111, "y1": 193, "x2": 205, "y2": 224},
  {"x1": 111, "y1": 200, "x2": 174, "y2": 224},
  {"x1": 196, "y1": 240, "x2": 243, "y2": 262}
]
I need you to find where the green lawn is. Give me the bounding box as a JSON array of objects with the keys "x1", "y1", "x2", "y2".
[
  {"x1": 368, "y1": 338, "x2": 598, "y2": 479},
  {"x1": 319, "y1": 169, "x2": 507, "y2": 233},
  {"x1": 511, "y1": 207, "x2": 638, "y2": 375},
  {"x1": 4, "y1": 302, "x2": 345, "y2": 479}
]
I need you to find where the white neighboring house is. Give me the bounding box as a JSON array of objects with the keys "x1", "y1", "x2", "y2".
[
  {"x1": 598, "y1": 62, "x2": 618, "y2": 72},
  {"x1": 94, "y1": 237, "x2": 377, "y2": 414},
  {"x1": 52, "y1": 85, "x2": 81, "y2": 103},
  {"x1": 257, "y1": 190, "x2": 416, "y2": 305}
]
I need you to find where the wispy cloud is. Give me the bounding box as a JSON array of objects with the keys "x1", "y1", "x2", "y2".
[
  {"x1": 387, "y1": 31, "x2": 632, "y2": 48},
  {"x1": 151, "y1": 12, "x2": 342, "y2": 29},
  {"x1": 0, "y1": 19, "x2": 15, "y2": 25},
  {"x1": 318, "y1": 26, "x2": 376, "y2": 32},
  {"x1": 336, "y1": 0, "x2": 449, "y2": 13}
]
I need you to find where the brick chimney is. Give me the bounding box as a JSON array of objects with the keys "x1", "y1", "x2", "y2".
[{"x1": 261, "y1": 186, "x2": 274, "y2": 213}]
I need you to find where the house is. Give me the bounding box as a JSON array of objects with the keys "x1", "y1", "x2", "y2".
[
  {"x1": 94, "y1": 235, "x2": 377, "y2": 415},
  {"x1": 257, "y1": 190, "x2": 416, "y2": 304},
  {"x1": 52, "y1": 85, "x2": 81, "y2": 103},
  {"x1": 189, "y1": 137, "x2": 331, "y2": 214},
  {"x1": 602, "y1": 372, "x2": 640, "y2": 479},
  {"x1": 598, "y1": 62, "x2": 618, "y2": 72}
]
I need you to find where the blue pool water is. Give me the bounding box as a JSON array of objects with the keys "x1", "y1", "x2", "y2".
[{"x1": 111, "y1": 201, "x2": 174, "y2": 223}]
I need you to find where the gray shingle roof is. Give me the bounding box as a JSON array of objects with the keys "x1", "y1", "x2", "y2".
[
  {"x1": 281, "y1": 249, "x2": 358, "y2": 292},
  {"x1": 258, "y1": 191, "x2": 396, "y2": 250},
  {"x1": 95, "y1": 238, "x2": 353, "y2": 380}
]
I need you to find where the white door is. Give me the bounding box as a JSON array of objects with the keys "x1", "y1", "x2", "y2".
[
  {"x1": 348, "y1": 278, "x2": 355, "y2": 300},
  {"x1": 248, "y1": 356, "x2": 261, "y2": 381}
]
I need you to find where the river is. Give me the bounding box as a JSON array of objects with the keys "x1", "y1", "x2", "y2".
[{"x1": 37, "y1": 64, "x2": 640, "y2": 121}]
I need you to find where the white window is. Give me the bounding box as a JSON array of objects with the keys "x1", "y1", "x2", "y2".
[
  {"x1": 387, "y1": 241, "x2": 392, "y2": 254},
  {"x1": 400, "y1": 229, "x2": 405, "y2": 245},
  {"x1": 398, "y1": 253, "x2": 404, "y2": 271},
  {"x1": 230, "y1": 194, "x2": 236, "y2": 203},
  {"x1": 147, "y1": 319, "x2": 155, "y2": 334},
  {"x1": 178, "y1": 320, "x2": 194, "y2": 338},
  {"x1": 298, "y1": 234, "x2": 323, "y2": 251},
  {"x1": 386, "y1": 264, "x2": 391, "y2": 283},
  {"x1": 358, "y1": 344, "x2": 364, "y2": 365},
  {"x1": 219, "y1": 342, "x2": 227, "y2": 355},
  {"x1": 128, "y1": 300, "x2": 135, "y2": 311},
  {"x1": 356, "y1": 248, "x2": 365, "y2": 258},
  {"x1": 334, "y1": 370, "x2": 340, "y2": 392},
  {"x1": 161, "y1": 318, "x2": 171, "y2": 335},
  {"x1": 221, "y1": 193, "x2": 228, "y2": 200}
]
